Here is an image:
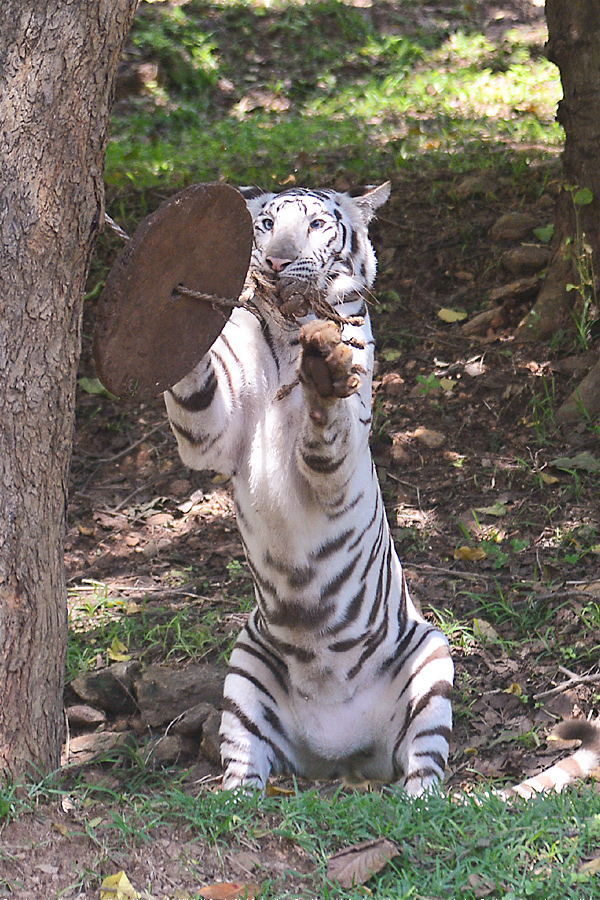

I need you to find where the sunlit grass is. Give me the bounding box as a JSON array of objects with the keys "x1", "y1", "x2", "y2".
[
  {"x1": 2, "y1": 769, "x2": 600, "y2": 899},
  {"x1": 105, "y1": 0, "x2": 563, "y2": 195}
]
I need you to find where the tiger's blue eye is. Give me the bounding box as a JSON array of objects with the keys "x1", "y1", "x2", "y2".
[
  {"x1": 262, "y1": 217, "x2": 274, "y2": 230},
  {"x1": 309, "y1": 219, "x2": 324, "y2": 230}
]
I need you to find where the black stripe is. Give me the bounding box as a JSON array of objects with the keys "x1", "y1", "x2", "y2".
[
  {"x1": 238, "y1": 627, "x2": 290, "y2": 695},
  {"x1": 221, "y1": 697, "x2": 293, "y2": 771},
  {"x1": 327, "y1": 583, "x2": 367, "y2": 635},
  {"x1": 347, "y1": 611, "x2": 389, "y2": 679},
  {"x1": 264, "y1": 631, "x2": 316, "y2": 663},
  {"x1": 312, "y1": 528, "x2": 355, "y2": 561},
  {"x1": 321, "y1": 554, "x2": 361, "y2": 603},
  {"x1": 387, "y1": 626, "x2": 437, "y2": 682},
  {"x1": 168, "y1": 370, "x2": 217, "y2": 412},
  {"x1": 212, "y1": 349, "x2": 235, "y2": 397},
  {"x1": 220, "y1": 332, "x2": 242, "y2": 367},
  {"x1": 327, "y1": 490, "x2": 364, "y2": 520},
  {"x1": 347, "y1": 494, "x2": 380, "y2": 551},
  {"x1": 266, "y1": 597, "x2": 334, "y2": 629},
  {"x1": 170, "y1": 419, "x2": 226, "y2": 452},
  {"x1": 227, "y1": 665, "x2": 278, "y2": 705},
  {"x1": 328, "y1": 632, "x2": 366, "y2": 652},
  {"x1": 393, "y1": 681, "x2": 453, "y2": 760},
  {"x1": 263, "y1": 550, "x2": 315, "y2": 588},
  {"x1": 379, "y1": 621, "x2": 419, "y2": 675},
  {"x1": 233, "y1": 642, "x2": 289, "y2": 695},
  {"x1": 404, "y1": 766, "x2": 443, "y2": 786},
  {"x1": 413, "y1": 749, "x2": 447, "y2": 770},
  {"x1": 262, "y1": 703, "x2": 285, "y2": 735},
  {"x1": 260, "y1": 319, "x2": 281, "y2": 376},
  {"x1": 301, "y1": 452, "x2": 347, "y2": 474},
  {"x1": 415, "y1": 725, "x2": 453, "y2": 744}
]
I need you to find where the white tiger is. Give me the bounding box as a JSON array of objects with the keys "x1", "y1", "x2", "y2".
[{"x1": 164, "y1": 182, "x2": 454, "y2": 793}]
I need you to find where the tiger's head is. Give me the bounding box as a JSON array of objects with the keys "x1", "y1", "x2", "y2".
[{"x1": 240, "y1": 183, "x2": 390, "y2": 305}]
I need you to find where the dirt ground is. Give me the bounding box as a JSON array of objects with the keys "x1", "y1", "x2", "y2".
[{"x1": 2, "y1": 2, "x2": 600, "y2": 898}]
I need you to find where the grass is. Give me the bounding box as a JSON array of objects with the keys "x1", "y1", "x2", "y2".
[
  {"x1": 67, "y1": 559, "x2": 255, "y2": 680},
  {"x1": 105, "y1": 0, "x2": 562, "y2": 198},
  {"x1": 2, "y1": 768, "x2": 600, "y2": 898}
]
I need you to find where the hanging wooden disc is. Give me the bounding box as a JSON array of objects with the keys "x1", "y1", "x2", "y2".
[{"x1": 93, "y1": 182, "x2": 253, "y2": 400}]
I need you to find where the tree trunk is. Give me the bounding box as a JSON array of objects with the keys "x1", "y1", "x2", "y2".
[
  {"x1": 0, "y1": 0, "x2": 136, "y2": 778},
  {"x1": 517, "y1": 0, "x2": 600, "y2": 343}
]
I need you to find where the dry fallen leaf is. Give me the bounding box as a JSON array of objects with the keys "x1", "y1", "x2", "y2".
[
  {"x1": 464, "y1": 872, "x2": 497, "y2": 897},
  {"x1": 198, "y1": 882, "x2": 260, "y2": 900},
  {"x1": 473, "y1": 502, "x2": 507, "y2": 517},
  {"x1": 100, "y1": 871, "x2": 141, "y2": 900},
  {"x1": 579, "y1": 854, "x2": 600, "y2": 875},
  {"x1": 541, "y1": 471, "x2": 559, "y2": 485},
  {"x1": 265, "y1": 783, "x2": 296, "y2": 797},
  {"x1": 326, "y1": 837, "x2": 399, "y2": 889},
  {"x1": 438, "y1": 307, "x2": 468, "y2": 323},
  {"x1": 472, "y1": 618, "x2": 502, "y2": 645},
  {"x1": 108, "y1": 637, "x2": 130, "y2": 662},
  {"x1": 454, "y1": 545, "x2": 486, "y2": 562},
  {"x1": 438, "y1": 377, "x2": 456, "y2": 391}
]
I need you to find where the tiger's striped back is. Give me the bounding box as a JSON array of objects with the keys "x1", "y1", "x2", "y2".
[{"x1": 164, "y1": 182, "x2": 454, "y2": 793}]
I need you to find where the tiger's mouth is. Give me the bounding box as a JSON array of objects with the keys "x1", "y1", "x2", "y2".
[
  {"x1": 275, "y1": 276, "x2": 321, "y2": 318},
  {"x1": 250, "y1": 268, "x2": 320, "y2": 320}
]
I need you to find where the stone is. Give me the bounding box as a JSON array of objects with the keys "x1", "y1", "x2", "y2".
[
  {"x1": 134, "y1": 663, "x2": 225, "y2": 728},
  {"x1": 490, "y1": 212, "x2": 537, "y2": 242},
  {"x1": 199, "y1": 708, "x2": 222, "y2": 765},
  {"x1": 148, "y1": 734, "x2": 198, "y2": 765},
  {"x1": 66, "y1": 704, "x2": 106, "y2": 728},
  {"x1": 71, "y1": 660, "x2": 141, "y2": 714},
  {"x1": 502, "y1": 245, "x2": 551, "y2": 276},
  {"x1": 381, "y1": 372, "x2": 404, "y2": 397},
  {"x1": 63, "y1": 731, "x2": 133, "y2": 766},
  {"x1": 172, "y1": 701, "x2": 214, "y2": 736},
  {"x1": 453, "y1": 173, "x2": 499, "y2": 199},
  {"x1": 390, "y1": 433, "x2": 411, "y2": 464},
  {"x1": 414, "y1": 426, "x2": 446, "y2": 449}
]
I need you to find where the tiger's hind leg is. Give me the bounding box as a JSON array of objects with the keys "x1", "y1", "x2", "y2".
[
  {"x1": 391, "y1": 628, "x2": 454, "y2": 796},
  {"x1": 219, "y1": 623, "x2": 297, "y2": 791}
]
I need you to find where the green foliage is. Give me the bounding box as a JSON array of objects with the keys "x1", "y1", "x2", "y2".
[
  {"x1": 106, "y1": 0, "x2": 562, "y2": 194},
  {"x1": 67, "y1": 581, "x2": 239, "y2": 681}
]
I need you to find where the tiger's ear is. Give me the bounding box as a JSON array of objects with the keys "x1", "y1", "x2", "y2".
[
  {"x1": 355, "y1": 182, "x2": 391, "y2": 223},
  {"x1": 237, "y1": 186, "x2": 275, "y2": 220}
]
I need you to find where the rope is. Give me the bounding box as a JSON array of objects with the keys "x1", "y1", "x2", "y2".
[{"x1": 103, "y1": 212, "x2": 366, "y2": 327}]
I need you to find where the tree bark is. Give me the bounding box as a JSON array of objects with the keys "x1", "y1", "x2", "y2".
[
  {"x1": 0, "y1": 0, "x2": 137, "y2": 778},
  {"x1": 517, "y1": 0, "x2": 600, "y2": 343}
]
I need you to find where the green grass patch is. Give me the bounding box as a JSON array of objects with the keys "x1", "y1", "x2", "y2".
[
  {"x1": 2, "y1": 769, "x2": 600, "y2": 899},
  {"x1": 106, "y1": 0, "x2": 562, "y2": 198}
]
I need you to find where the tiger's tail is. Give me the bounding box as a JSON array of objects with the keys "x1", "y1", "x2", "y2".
[{"x1": 501, "y1": 719, "x2": 600, "y2": 800}]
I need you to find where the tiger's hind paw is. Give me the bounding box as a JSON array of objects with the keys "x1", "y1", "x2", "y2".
[{"x1": 299, "y1": 319, "x2": 361, "y2": 400}]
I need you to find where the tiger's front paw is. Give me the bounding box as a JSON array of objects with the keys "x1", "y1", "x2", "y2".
[{"x1": 299, "y1": 319, "x2": 361, "y2": 399}]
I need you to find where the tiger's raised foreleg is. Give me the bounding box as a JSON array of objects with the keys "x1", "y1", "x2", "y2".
[{"x1": 294, "y1": 318, "x2": 371, "y2": 495}]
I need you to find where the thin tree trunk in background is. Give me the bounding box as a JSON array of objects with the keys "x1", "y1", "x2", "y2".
[
  {"x1": 517, "y1": 0, "x2": 600, "y2": 344},
  {"x1": 0, "y1": 0, "x2": 136, "y2": 778}
]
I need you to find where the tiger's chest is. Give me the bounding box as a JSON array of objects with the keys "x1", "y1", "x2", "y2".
[{"x1": 286, "y1": 671, "x2": 399, "y2": 782}]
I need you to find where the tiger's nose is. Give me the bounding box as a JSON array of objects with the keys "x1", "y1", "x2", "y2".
[{"x1": 266, "y1": 256, "x2": 292, "y2": 273}]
